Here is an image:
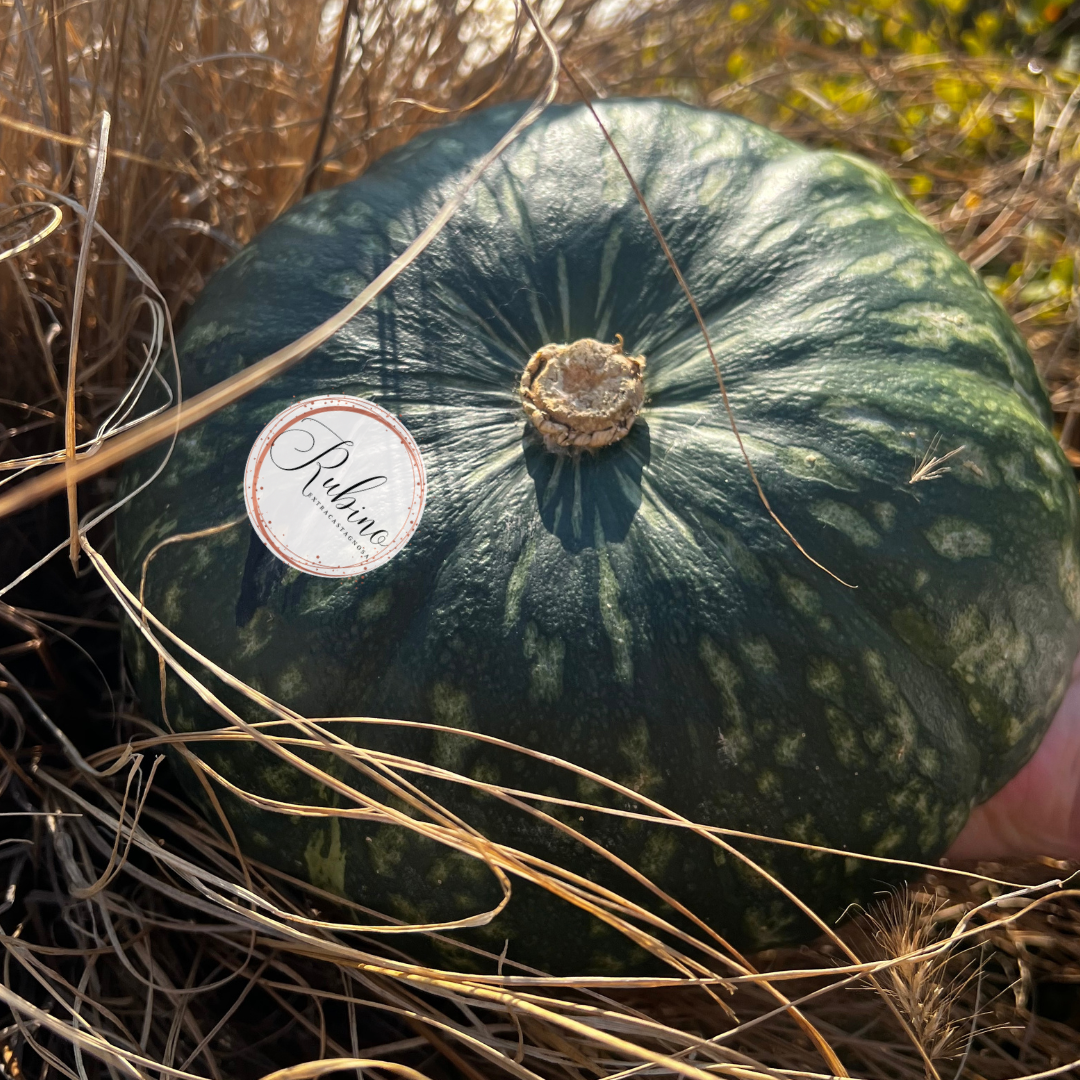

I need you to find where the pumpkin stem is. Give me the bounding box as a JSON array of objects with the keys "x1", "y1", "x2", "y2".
[{"x1": 519, "y1": 337, "x2": 645, "y2": 451}]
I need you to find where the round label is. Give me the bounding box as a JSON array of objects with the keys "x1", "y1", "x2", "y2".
[{"x1": 244, "y1": 396, "x2": 426, "y2": 578}]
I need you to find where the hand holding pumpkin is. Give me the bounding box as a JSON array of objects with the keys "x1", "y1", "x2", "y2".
[{"x1": 948, "y1": 649, "x2": 1080, "y2": 864}]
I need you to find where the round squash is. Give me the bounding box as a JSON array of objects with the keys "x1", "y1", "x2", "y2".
[{"x1": 116, "y1": 98, "x2": 1080, "y2": 973}]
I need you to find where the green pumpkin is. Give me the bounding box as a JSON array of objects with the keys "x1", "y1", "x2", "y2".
[{"x1": 117, "y1": 98, "x2": 1080, "y2": 973}]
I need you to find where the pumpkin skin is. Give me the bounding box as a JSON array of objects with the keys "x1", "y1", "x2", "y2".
[{"x1": 116, "y1": 98, "x2": 1080, "y2": 973}]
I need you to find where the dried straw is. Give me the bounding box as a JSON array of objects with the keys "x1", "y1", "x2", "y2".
[{"x1": 2, "y1": 2, "x2": 1080, "y2": 1080}]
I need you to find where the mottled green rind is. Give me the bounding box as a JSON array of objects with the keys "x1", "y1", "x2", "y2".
[{"x1": 116, "y1": 99, "x2": 1080, "y2": 974}]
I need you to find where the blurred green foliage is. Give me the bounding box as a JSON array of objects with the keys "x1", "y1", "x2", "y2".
[{"x1": 753, "y1": 0, "x2": 1080, "y2": 61}]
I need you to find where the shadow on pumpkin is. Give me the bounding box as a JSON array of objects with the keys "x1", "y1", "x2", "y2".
[
  {"x1": 236, "y1": 529, "x2": 289, "y2": 627},
  {"x1": 523, "y1": 419, "x2": 651, "y2": 553}
]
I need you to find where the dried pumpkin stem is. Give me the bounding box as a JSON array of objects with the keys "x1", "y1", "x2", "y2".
[{"x1": 520, "y1": 335, "x2": 645, "y2": 451}]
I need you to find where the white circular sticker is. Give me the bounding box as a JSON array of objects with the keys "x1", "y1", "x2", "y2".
[{"x1": 243, "y1": 395, "x2": 426, "y2": 578}]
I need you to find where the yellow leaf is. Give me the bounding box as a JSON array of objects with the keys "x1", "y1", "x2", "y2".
[
  {"x1": 911, "y1": 30, "x2": 938, "y2": 53},
  {"x1": 1050, "y1": 256, "x2": 1075, "y2": 286},
  {"x1": 934, "y1": 77, "x2": 968, "y2": 108},
  {"x1": 960, "y1": 106, "x2": 996, "y2": 140},
  {"x1": 961, "y1": 29, "x2": 985, "y2": 55},
  {"x1": 727, "y1": 49, "x2": 749, "y2": 77},
  {"x1": 908, "y1": 174, "x2": 934, "y2": 196}
]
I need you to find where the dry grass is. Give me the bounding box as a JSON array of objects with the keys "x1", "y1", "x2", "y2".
[{"x1": 2, "y1": 2, "x2": 1080, "y2": 1080}]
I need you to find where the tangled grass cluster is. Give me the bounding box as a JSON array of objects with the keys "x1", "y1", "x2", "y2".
[{"x1": 2, "y1": 1, "x2": 1080, "y2": 1079}]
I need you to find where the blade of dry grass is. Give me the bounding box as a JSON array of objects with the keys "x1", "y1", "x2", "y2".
[{"x1": 63, "y1": 110, "x2": 110, "y2": 570}]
